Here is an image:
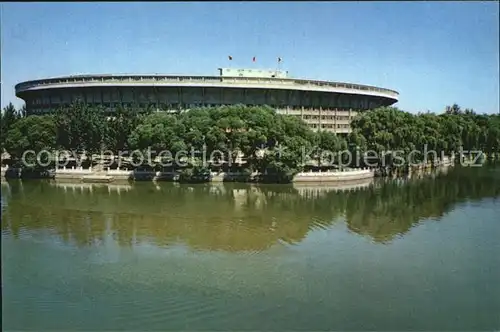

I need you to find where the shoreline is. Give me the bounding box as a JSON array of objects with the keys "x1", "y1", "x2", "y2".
[{"x1": 1, "y1": 167, "x2": 376, "y2": 184}]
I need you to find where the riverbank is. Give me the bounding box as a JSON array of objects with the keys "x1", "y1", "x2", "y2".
[
  {"x1": 0, "y1": 158, "x2": 458, "y2": 184},
  {"x1": 36, "y1": 166, "x2": 376, "y2": 184},
  {"x1": 2, "y1": 154, "x2": 488, "y2": 184}
]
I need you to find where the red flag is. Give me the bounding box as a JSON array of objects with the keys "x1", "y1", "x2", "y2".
[
  {"x1": 252, "y1": 56, "x2": 256, "y2": 62},
  {"x1": 228, "y1": 55, "x2": 233, "y2": 60}
]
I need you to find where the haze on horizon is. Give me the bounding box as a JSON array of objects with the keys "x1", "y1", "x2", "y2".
[{"x1": 1, "y1": 1, "x2": 498, "y2": 114}]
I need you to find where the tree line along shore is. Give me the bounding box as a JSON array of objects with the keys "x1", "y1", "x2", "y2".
[{"x1": 1, "y1": 102, "x2": 499, "y2": 183}]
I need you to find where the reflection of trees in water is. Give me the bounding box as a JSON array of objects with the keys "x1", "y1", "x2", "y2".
[
  {"x1": 2, "y1": 165, "x2": 499, "y2": 250},
  {"x1": 1, "y1": 182, "x2": 322, "y2": 251},
  {"x1": 345, "y1": 166, "x2": 500, "y2": 242}
]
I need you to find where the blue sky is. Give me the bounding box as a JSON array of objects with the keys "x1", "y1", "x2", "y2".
[{"x1": 1, "y1": 1, "x2": 498, "y2": 114}]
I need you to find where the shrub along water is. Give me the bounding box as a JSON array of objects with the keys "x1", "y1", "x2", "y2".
[{"x1": 1, "y1": 102, "x2": 499, "y2": 182}]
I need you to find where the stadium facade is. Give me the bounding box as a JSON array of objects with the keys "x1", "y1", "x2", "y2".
[{"x1": 15, "y1": 68, "x2": 398, "y2": 134}]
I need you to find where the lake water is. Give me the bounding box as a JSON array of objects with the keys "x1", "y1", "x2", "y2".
[{"x1": 2, "y1": 165, "x2": 500, "y2": 331}]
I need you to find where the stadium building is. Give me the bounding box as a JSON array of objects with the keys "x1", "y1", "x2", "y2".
[{"x1": 15, "y1": 68, "x2": 398, "y2": 134}]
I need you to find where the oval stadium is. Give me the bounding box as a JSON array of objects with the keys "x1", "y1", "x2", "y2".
[{"x1": 15, "y1": 67, "x2": 399, "y2": 134}]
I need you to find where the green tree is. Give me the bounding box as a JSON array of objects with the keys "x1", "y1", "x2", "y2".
[
  {"x1": 1, "y1": 103, "x2": 23, "y2": 154},
  {"x1": 4, "y1": 115, "x2": 56, "y2": 167},
  {"x1": 106, "y1": 105, "x2": 146, "y2": 152},
  {"x1": 55, "y1": 102, "x2": 108, "y2": 164}
]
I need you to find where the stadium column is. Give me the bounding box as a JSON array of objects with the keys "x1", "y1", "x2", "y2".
[
  {"x1": 118, "y1": 88, "x2": 123, "y2": 109},
  {"x1": 178, "y1": 87, "x2": 182, "y2": 110},
  {"x1": 154, "y1": 86, "x2": 159, "y2": 111},
  {"x1": 319, "y1": 106, "x2": 322, "y2": 131},
  {"x1": 48, "y1": 94, "x2": 52, "y2": 113},
  {"x1": 300, "y1": 90, "x2": 304, "y2": 120},
  {"x1": 334, "y1": 108, "x2": 338, "y2": 134},
  {"x1": 286, "y1": 90, "x2": 292, "y2": 115}
]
